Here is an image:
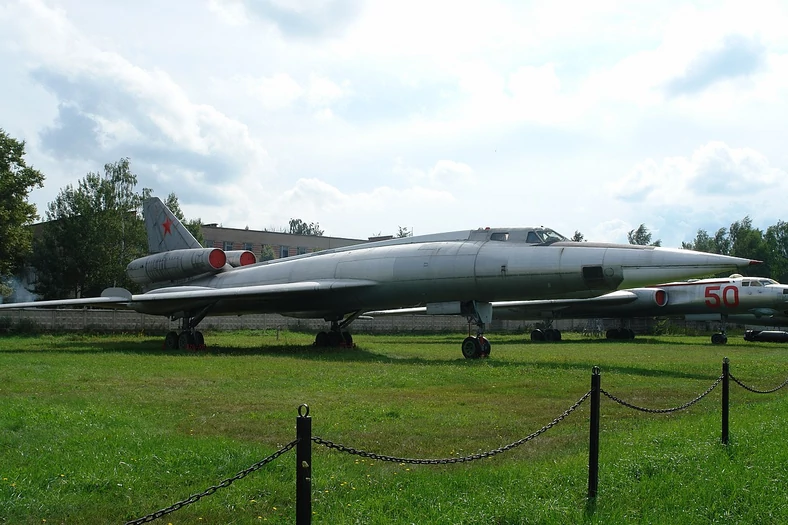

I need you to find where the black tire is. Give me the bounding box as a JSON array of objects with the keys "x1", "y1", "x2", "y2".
[
  {"x1": 164, "y1": 331, "x2": 178, "y2": 350},
  {"x1": 711, "y1": 333, "x2": 726, "y2": 345},
  {"x1": 606, "y1": 329, "x2": 620, "y2": 340},
  {"x1": 315, "y1": 331, "x2": 329, "y2": 347},
  {"x1": 327, "y1": 331, "x2": 343, "y2": 347},
  {"x1": 178, "y1": 331, "x2": 195, "y2": 350},
  {"x1": 342, "y1": 332, "x2": 353, "y2": 347},
  {"x1": 462, "y1": 336, "x2": 481, "y2": 359},
  {"x1": 530, "y1": 329, "x2": 545, "y2": 342},
  {"x1": 626, "y1": 329, "x2": 635, "y2": 340},
  {"x1": 194, "y1": 331, "x2": 205, "y2": 348}
]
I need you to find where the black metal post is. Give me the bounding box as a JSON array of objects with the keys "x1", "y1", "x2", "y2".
[
  {"x1": 587, "y1": 366, "x2": 601, "y2": 499},
  {"x1": 296, "y1": 404, "x2": 312, "y2": 525},
  {"x1": 722, "y1": 358, "x2": 729, "y2": 445}
]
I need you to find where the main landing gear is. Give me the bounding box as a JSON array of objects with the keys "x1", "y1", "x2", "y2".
[
  {"x1": 530, "y1": 324, "x2": 562, "y2": 342},
  {"x1": 163, "y1": 306, "x2": 211, "y2": 351},
  {"x1": 711, "y1": 315, "x2": 728, "y2": 345},
  {"x1": 313, "y1": 312, "x2": 362, "y2": 348},
  {"x1": 605, "y1": 319, "x2": 635, "y2": 341},
  {"x1": 460, "y1": 301, "x2": 493, "y2": 359},
  {"x1": 606, "y1": 328, "x2": 635, "y2": 340}
]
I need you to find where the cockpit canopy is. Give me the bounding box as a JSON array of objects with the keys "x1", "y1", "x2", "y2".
[
  {"x1": 741, "y1": 277, "x2": 778, "y2": 287},
  {"x1": 481, "y1": 227, "x2": 568, "y2": 244}
]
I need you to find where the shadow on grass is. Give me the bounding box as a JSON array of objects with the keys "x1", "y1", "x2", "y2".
[{"x1": 0, "y1": 335, "x2": 723, "y2": 381}]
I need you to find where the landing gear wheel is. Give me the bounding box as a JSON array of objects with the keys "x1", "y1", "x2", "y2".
[
  {"x1": 711, "y1": 333, "x2": 728, "y2": 345},
  {"x1": 545, "y1": 329, "x2": 562, "y2": 342},
  {"x1": 530, "y1": 329, "x2": 545, "y2": 342},
  {"x1": 178, "y1": 331, "x2": 196, "y2": 350},
  {"x1": 462, "y1": 336, "x2": 482, "y2": 359},
  {"x1": 606, "y1": 329, "x2": 620, "y2": 340},
  {"x1": 342, "y1": 332, "x2": 353, "y2": 347},
  {"x1": 478, "y1": 336, "x2": 491, "y2": 357},
  {"x1": 194, "y1": 331, "x2": 205, "y2": 348},
  {"x1": 315, "y1": 331, "x2": 329, "y2": 347},
  {"x1": 327, "y1": 331, "x2": 343, "y2": 347},
  {"x1": 164, "y1": 331, "x2": 178, "y2": 350}
]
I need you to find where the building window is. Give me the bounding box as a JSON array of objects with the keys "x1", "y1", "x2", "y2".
[
  {"x1": 280, "y1": 245, "x2": 290, "y2": 258},
  {"x1": 297, "y1": 246, "x2": 308, "y2": 255},
  {"x1": 205, "y1": 239, "x2": 213, "y2": 248},
  {"x1": 244, "y1": 242, "x2": 253, "y2": 251},
  {"x1": 223, "y1": 241, "x2": 233, "y2": 251}
]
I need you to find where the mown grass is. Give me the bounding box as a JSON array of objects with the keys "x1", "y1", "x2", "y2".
[{"x1": 1, "y1": 330, "x2": 787, "y2": 524}]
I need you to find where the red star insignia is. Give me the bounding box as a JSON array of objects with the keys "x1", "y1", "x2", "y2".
[{"x1": 162, "y1": 217, "x2": 173, "y2": 236}]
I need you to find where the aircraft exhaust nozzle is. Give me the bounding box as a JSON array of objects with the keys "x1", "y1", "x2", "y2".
[{"x1": 616, "y1": 247, "x2": 760, "y2": 288}]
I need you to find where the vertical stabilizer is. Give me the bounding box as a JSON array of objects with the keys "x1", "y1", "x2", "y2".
[{"x1": 143, "y1": 197, "x2": 202, "y2": 253}]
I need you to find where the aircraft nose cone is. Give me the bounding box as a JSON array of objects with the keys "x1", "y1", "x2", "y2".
[{"x1": 616, "y1": 248, "x2": 761, "y2": 288}]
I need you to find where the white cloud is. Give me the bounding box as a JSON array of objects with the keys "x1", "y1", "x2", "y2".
[
  {"x1": 3, "y1": 0, "x2": 788, "y2": 251},
  {"x1": 393, "y1": 159, "x2": 476, "y2": 188},
  {"x1": 256, "y1": 73, "x2": 305, "y2": 110},
  {"x1": 206, "y1": 0, "x2": 249, "y2": 26}
]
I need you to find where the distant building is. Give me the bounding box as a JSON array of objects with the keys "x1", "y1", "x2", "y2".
[{"x1": 200, "y1": 224, "x2": 367, "y2": 260}]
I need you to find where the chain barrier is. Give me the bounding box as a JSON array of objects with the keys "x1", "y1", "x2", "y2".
[
  {"x1": 312, "y1": 391, "x2": 590, "y2": 464},
  {"x1": 124, "y1": 440, "x2": 299, "y2": 525},
  {"x1": 730, "y1": 373, "x2": 788, "y2": 394},
  {"x1": 600, "y1": 375, "x2": 723, "y2": 414}
]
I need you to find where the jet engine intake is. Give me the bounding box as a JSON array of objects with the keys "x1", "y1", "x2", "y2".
[
  {"x1": 127, "y1": 248, "x2": 227, "y2": 285},
  {"x1": 225, "y1": 250, "x2": 257, "y2": 267}
]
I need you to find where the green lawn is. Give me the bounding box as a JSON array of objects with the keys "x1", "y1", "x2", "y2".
[{"x1": 1, "y1": 330, "x2": 787, "y2": 524}]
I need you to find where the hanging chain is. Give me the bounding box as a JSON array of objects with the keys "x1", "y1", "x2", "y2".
[
  {"x1": 730, "y1": 373, "x2": 788, "y2": 394},
  {"x1": 312, "y1": 391, "x2": 590, "y2": 464},
  {"x1": 600, "y1": 375, "x2": 723, "y2": 414},
  {"x1": 124, "y1": 440, "x2": 298, "y2": 525}
]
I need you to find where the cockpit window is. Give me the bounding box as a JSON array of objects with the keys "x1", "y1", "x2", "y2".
[
  {"x1": 526, "y1": 232, "x2": 540, "y2": 243},
  {"x1": 742, "y1": 281, "x2": 749, "y2": 287},
  {"x1": 534, "y1": 228, "x2": 567, "y2": 243},
  {"x1": 490, "y1": 232, "x2": 509, "y2": 241},
  {"x1": 750, "y1": 280, "x2": 763, "y2": 287},
  {"x1": 760, "y1": 279, "x2": 777, "y2": 286}
]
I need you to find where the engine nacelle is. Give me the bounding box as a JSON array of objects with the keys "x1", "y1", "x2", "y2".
[
  {"x1": 632, "y1": 288, "x2": 668, "y2": 307},
  {"x1": 225, "y1": 250, "x2": 257, "y2": 267},
  {"x1": 127, "y1": 248, "x2": 227, "y2": 285}
]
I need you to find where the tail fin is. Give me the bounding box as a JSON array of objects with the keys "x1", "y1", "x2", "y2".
[{"x1": 143, "y1": 197, "x2": 202, "y2": 253}]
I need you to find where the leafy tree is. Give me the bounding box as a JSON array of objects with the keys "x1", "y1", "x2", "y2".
[
  {"x1": 0, "y1": 129, "x2": 45, "y2": 297},
  {"x1": 259, "y1": 244, "x2": 276, "y2": 262},
  {"x1": 681, "y1": 229, "x2": 714, "y2": 252},
  {"x1": 728, "y1": 216, "x2": 769, "y2": 277},
  {"x1": 712, "y1": 227, "x2": 732, "y2": 255},
  {"x1": 31, "y1": 158, "x2": 147, "y2": 298},
  {"x1": 396, "y1": 226, "x2": 413, "y2": 238},
  {"x1": 627, "y1": 224, "x2": 661, "y2": 247},
  {"x1": 764, "y1": 220, "x2": 788, "y2": 283},
  {"x1": 288, "y1": 218, "x2": 324, "y2": 236},
  {"x1": 571, "y1": 231, "x2": 585, "y2": 242}
]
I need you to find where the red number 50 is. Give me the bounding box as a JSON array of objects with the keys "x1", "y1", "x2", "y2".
[{"x1": 705, "y1": 285, "x2": 739, "y2": 308}]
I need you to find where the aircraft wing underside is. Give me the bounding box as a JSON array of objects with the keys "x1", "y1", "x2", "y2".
[
  {"x1": 0, "y1": 279, "x2": 378, "y2": 316},
  {"x1": 365, "y1": 290, "x2": 640, "y2": 318}
]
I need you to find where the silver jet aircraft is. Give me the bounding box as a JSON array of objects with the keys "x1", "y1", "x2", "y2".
[
  {"x1": 0, "y1": 197, "x2": 759, "y2": 357},
  {"x1": 368, "y1": 274, "x2": 787, "y2": 346}
]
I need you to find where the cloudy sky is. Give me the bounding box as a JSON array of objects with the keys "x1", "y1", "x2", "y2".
[{"x1": 2, "y1": 0, "x2": 787, "y2": 247}]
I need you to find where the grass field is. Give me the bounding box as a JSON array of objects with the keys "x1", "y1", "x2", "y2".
[{"x1": 1, "y1": 329, "x2": 788, "y2": 524}]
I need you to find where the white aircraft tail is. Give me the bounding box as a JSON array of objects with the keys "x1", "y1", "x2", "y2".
[{"x1": 143, "y1": 197, "x2": 202, "y2": 253}]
